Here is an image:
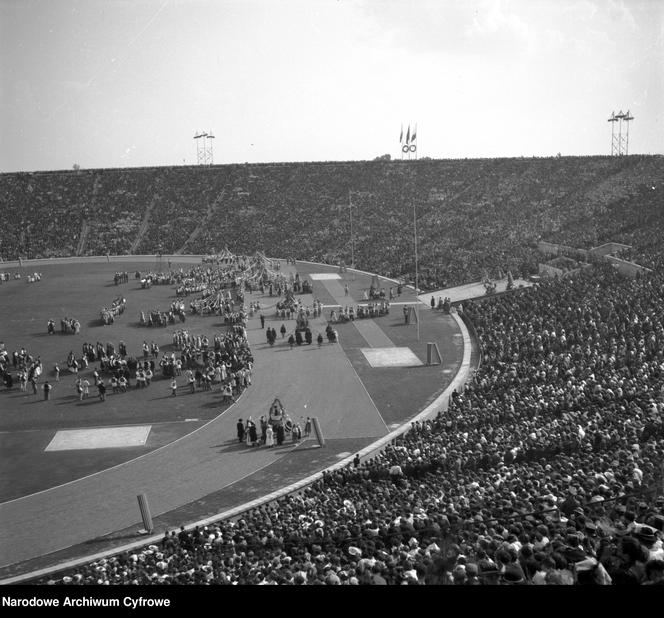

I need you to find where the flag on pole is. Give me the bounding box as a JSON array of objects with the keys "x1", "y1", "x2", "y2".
[
  {"x1": 411, "y1": 124, "x2": 417, "y2": 142},
  {"x1": 405, "y1": 125, "x2": 410, "y2": 144},
  {"x1": 400, "y1": 124, "x2": 403, "y2": 144}
]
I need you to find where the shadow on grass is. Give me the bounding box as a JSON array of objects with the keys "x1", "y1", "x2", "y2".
[
  {"x1": 54, "y1": 395, "x2": 82, "y2": 405},
  {"x1": 199, "y1": 400, "x2": 228, "y2": 410},
  {"x1": 210, "y1": 440, "x2": 247, "y2": 452},
  {"x1": 148, "y1": 392, "x2": 206, "y2": 401},
  {"x1": 0, "y1": 389, "x2": 30, "y2": 398},
  {"x1": 75, "y1": 398, "x2": 105, "y2": 406},
  {"x1": 281, "y1": 440, "x2": 323, "y2": 454}
]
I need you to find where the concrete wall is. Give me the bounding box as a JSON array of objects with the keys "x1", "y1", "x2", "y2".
[
  {"x1": 536, "y1": 241, "x2": 649, "y2": 279},
  {"x1": 537, "y1": 241, "x2": 577, "y2": 256},
  {"x1": 589, "y1": 242, "x2": 632, "y2": 257},
  {"x1": 538, "y1": 262, "x2": 592, "y2": 278},
  {"x1": 539, "y1": 263, "x2": 565, "y2": 277},
  {"x1": 0, "y1": 254, "x2": 207, "y2": 269},
  {"x1": 605, "y1": 255, "x2": 652, "y2": 278},
  {"x1": 537, "y1": 241, "x2": 590, "y2": 261},
  {"x1": 536, "y1": 239, "x2": 650, "y2": 279}
]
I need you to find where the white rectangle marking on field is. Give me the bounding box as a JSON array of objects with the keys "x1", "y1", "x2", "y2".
[
  {"x1": 309, "y1": 273, "x2": 341, "y2": 280},
  {"x1": 45, "y1": 425, "x2": 152, "y2": 451},
  {"x1": 361, "y1": 347, "x2": 423, "y2": 368}
]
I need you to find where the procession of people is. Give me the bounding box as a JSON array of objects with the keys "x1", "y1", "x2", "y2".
[{"x1": 5, "y1": 250, "x2": 358, "y2": 419}]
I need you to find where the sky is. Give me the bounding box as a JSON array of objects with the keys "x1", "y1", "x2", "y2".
[{"x1": 1, "y1": 0, "x2": 662, "y2": 172}]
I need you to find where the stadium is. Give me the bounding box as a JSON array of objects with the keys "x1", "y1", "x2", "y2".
[{"x1": 1, "y1": 0, "x2": 663, "y2": 591}]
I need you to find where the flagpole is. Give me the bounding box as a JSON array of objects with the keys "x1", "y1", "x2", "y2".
[
  {"x1": 348, "y1": 189, "x2": 354, "y2": 269},
  {"x1": 413, "y1": 195, "x2": 420, "y2": 341},
  {"x1": 406, "y1": 124, "x2": 411, "y2": 160}
]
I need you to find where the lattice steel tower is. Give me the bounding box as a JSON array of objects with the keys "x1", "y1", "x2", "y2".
[
  {"x1": 622, "y1": 111, "x2": 634, "y2": 155},
  {"x1": 608, "y1": 110, "x2": 634, "y2": 156},
  {"x1": 194, "y1": 132, "x2": 208, "y2": 165},
  {"x1": 205, "y1": 132, "x2": 215, "y2": 165},
  {"x1": 608, "y1": 112, "x2": 619, "y2": 156}
]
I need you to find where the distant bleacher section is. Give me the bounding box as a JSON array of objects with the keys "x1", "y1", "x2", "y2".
[{"x1": 1, "y1": 155, "x2": 662, "y2": 287}]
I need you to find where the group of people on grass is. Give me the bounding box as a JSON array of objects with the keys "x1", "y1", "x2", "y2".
[
  {"x1": 139, "y1": 307, "x2": 185, "y2": 327},
  {"x1": 329, "y1": 301, "x2": 390, "y2": 323},
  {"x1": 55, "y1": 317, "x2": 81, "y2": 334},
  {"x1": 1, "y1": 347, "x2": 43, "y2": 392}
]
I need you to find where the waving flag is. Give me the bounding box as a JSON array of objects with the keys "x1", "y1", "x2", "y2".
[
  {"x1": 400, "y1": 124, "x2": 403, "y2": 144},
  {"x1": 405, "y1": 125, "x2": 411, "y2": 144},
  {"x1": 411, "y1": 124, "x2": 417, "y2": 142}
]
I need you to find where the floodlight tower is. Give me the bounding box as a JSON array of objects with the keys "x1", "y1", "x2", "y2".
[
  {"x1": 194, "y1": 132, "x2": 208, "y2": 165},
  {"x1": 608, "y1": 112, "x2": 619, "y2": 156},
  {"x1": 615, "y1": 111, "x2": 626, "y2": 155},
  {"x1": 205, "y1": 132, "x2": 215, "y2": 165},
  {"x1": 622, "y1": 111, "x2": 634, "y2": 155}
]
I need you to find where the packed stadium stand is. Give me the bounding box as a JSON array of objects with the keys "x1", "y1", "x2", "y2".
[
  {"x1": 2, "y1": 155, "x2": 662, "y2": 288},
  {"x1": 1, "y1": 155, "x2": 664, "y2": 585}
]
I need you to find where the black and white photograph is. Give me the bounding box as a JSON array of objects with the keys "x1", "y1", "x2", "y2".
[{"x1": 1, "y1": 0, "x2": 663, "y2": 595}]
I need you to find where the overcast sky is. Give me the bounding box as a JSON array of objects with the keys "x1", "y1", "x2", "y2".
[{"x1": 1, "y1": 0, "x2": 662, "y2": 172}]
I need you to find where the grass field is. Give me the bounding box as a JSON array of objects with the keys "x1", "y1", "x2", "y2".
[{"x1": 0, "y1": 260, "x2": 254, "y2": 500}]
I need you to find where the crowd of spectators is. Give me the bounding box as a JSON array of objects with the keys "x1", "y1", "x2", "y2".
[
  {"x1": 131, "y1": 167, "x2": 216, "y2": 255},
  {"x1": 3, "y1": 156, "x2": 662, "y2": 291},
  {"x1": 38, "y1": 259, "x2": 664, "y2": 585},
  {"x1": 544, "y1": 181, "x2": 664, "y2": 271}
]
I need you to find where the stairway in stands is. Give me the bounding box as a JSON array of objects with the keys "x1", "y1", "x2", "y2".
[
  {"x1": 130, "y1": 184, "x2": 161, "y2": 254},
  {"x1": 175, "y1": 188, "x2": 227, "y2": 255},
  {"x1": 75, "y1": 221, "x2": 89, "y2": 256},
  {"x1": 75, "y1": 175, "x2": 102, "y2": 256}
]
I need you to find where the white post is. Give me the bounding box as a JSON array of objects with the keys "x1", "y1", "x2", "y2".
[{"x1": 348, "y1": 190, "x2": 354, "y2": 269}]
